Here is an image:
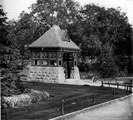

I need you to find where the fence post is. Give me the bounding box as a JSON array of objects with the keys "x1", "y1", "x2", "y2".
[
  {"x1": 93, "y1": 90, "x2": 95, "y2": 105},
  {"x1": 108, "y1": 82, "x2": 110, "y2": 87},
  {"x1": 129, "y1": 83, "x2": 132, "y2": 93},
  {"x1": 61, "y1": 99, "x2": 64, "y2": 115},
  {"x1": 112, "y1": 88, "x2": 115, "y2": 99},
  {"x1": 125, "y1": 83, "x2": 128, "y2": 94},
  {"x1": 5, "y1": 108, "x2": 8, "y2": 120},
  {"x1": 127, "y1": 83, "x2": 129, "y2": 91},
  {"x1": 125, "y1": 83, "x2": 128, "y2": 91},
  {"x1": 101, "y1": 81, "x2": 103, "y2": 87},
  {"x1": 129, "y1": 80, "x2": 132, "y2": 93},
  {"x1": 124, "y1": 83, "x2": 126, "y2": 90},
  {"x1": 117, "y1": 82, "x2": 119, "y2": 89}
]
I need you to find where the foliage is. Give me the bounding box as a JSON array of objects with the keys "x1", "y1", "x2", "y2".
[
  {"x1": 30, "y1": 0, "x2": 80, "y2": 27},
  {"x1": 78, "y1": 62, "x2": 90, "y2": 72},
  {"x1": 1, "y1": 75, "x2": 30, "y2": 97},
  {"x1": 3, "y1": 90, "x2": 49, "y2": 108},
  {"x1": 0, "y1": 9, "x2": 29, "y2": 110},
  {"x1": 0, "y1": 9, "x2": 21, "y2": 74},
  {"x1": 97, "y1": 55, "x2": 119, "y2": 78},
  {"x1": 1, "y1": 74, "x2": 31, "y2": 110},
  {"x1": 68, "y1": 4, "x2": 132, "y2": 76},
  {"x1": 10, "y1": 11, "x2": 49, "y2": 58},
  {"x1": 30, "y1": 90, "x2": 49, "y2": 103}
]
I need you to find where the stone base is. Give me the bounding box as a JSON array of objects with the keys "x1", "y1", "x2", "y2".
[
  {"x1": 28, "y1": 66, "x2": 80, "y2": 83},
  {"x1": 70, "y1": 66, "x2": 80, "y2": 80},
  {"x1": 28, "y1": 66, "x2": 65, "y2": 83}
]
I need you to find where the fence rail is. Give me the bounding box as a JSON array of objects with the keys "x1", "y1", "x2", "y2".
[
  {"x1": 102, "y1": 80, "x2": 133, "y2": 93},
  {"x1": 59, "y1": 88, "x2": 128, "y2": 115}
]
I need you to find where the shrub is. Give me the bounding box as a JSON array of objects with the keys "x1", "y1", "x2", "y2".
[
  {"x1": 3, "y1": 90, "x2": 50, "y2": 108},
  {"x1": 1, "y1": 74, "x2": 31, "y2": 109},
  {"x1": 78, "y1": 62, "x2": 90, "y2": 72},
  {"x1": 96, "y1": 55, "x2": 119, "y2": 78},
  {"x1": 30, "y1": 90, "x2": 49, "y2": 103},
  {"x1": 1, "y1": 75, "x2": 30, "y2": 97}
]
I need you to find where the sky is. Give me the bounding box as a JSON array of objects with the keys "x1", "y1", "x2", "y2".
[{"x1": 2, "y1": 0, "x2": 133, "y2": 25}]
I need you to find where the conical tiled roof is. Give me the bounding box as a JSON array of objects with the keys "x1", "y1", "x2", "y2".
[{"x1": 29, "y1": 25, "x2": 80, "y2": 50}]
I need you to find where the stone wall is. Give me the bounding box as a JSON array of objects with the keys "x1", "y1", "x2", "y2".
[{"x1": 28, "y1": 66, "x2": 65, "y2": 83}]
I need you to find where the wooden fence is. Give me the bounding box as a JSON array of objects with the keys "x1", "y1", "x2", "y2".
[
  {"x1": 2, "y1": 83, "x2": 132, "y2": 120},
  {"x1": 101, "y1": 79, "x2": 133, "y2": 93}
]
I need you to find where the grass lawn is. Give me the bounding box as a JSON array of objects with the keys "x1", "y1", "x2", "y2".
[{"x1": 2, "y1": 82, "x2": 130, "y2": 120}]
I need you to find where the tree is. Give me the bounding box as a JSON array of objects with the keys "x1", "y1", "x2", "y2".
[
  {"x1": 0, "y1": 9, "x2": 29, "y2": 106},
  {"x1": 0, "y1": 9, "x2": 18, "y2": 74},
  {"x1": 68, "y1": 4, "x2": 132, "y2": 76},
  {"x1": 9, "y1": 11, "x2": 50, "y2": 58},
  {"x1": 97, "y1": 44, "x2": 119, "y2": 78},
  {"x1": 30, "y1": 0, "x2": 80, "y2": 28},
  {"x1": 68, "y1": 4, "x2": 105, "y2": 61}
]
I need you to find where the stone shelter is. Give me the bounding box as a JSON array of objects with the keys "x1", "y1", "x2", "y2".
[{"x1": 28, "y1": 25, "x2": 80, "y2": 83}]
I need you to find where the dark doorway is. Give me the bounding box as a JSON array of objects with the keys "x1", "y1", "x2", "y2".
[{"x1": 63, "y1": 53, "x2": 73, "y2": 79}]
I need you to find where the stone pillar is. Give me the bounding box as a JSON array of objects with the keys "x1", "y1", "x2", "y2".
[
  {"x1": 57, "y1": 67, "x2": 66, "y2": 83},
  {"x1": 70, "y1": 66, "x2": 80, "y2": 80}
]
